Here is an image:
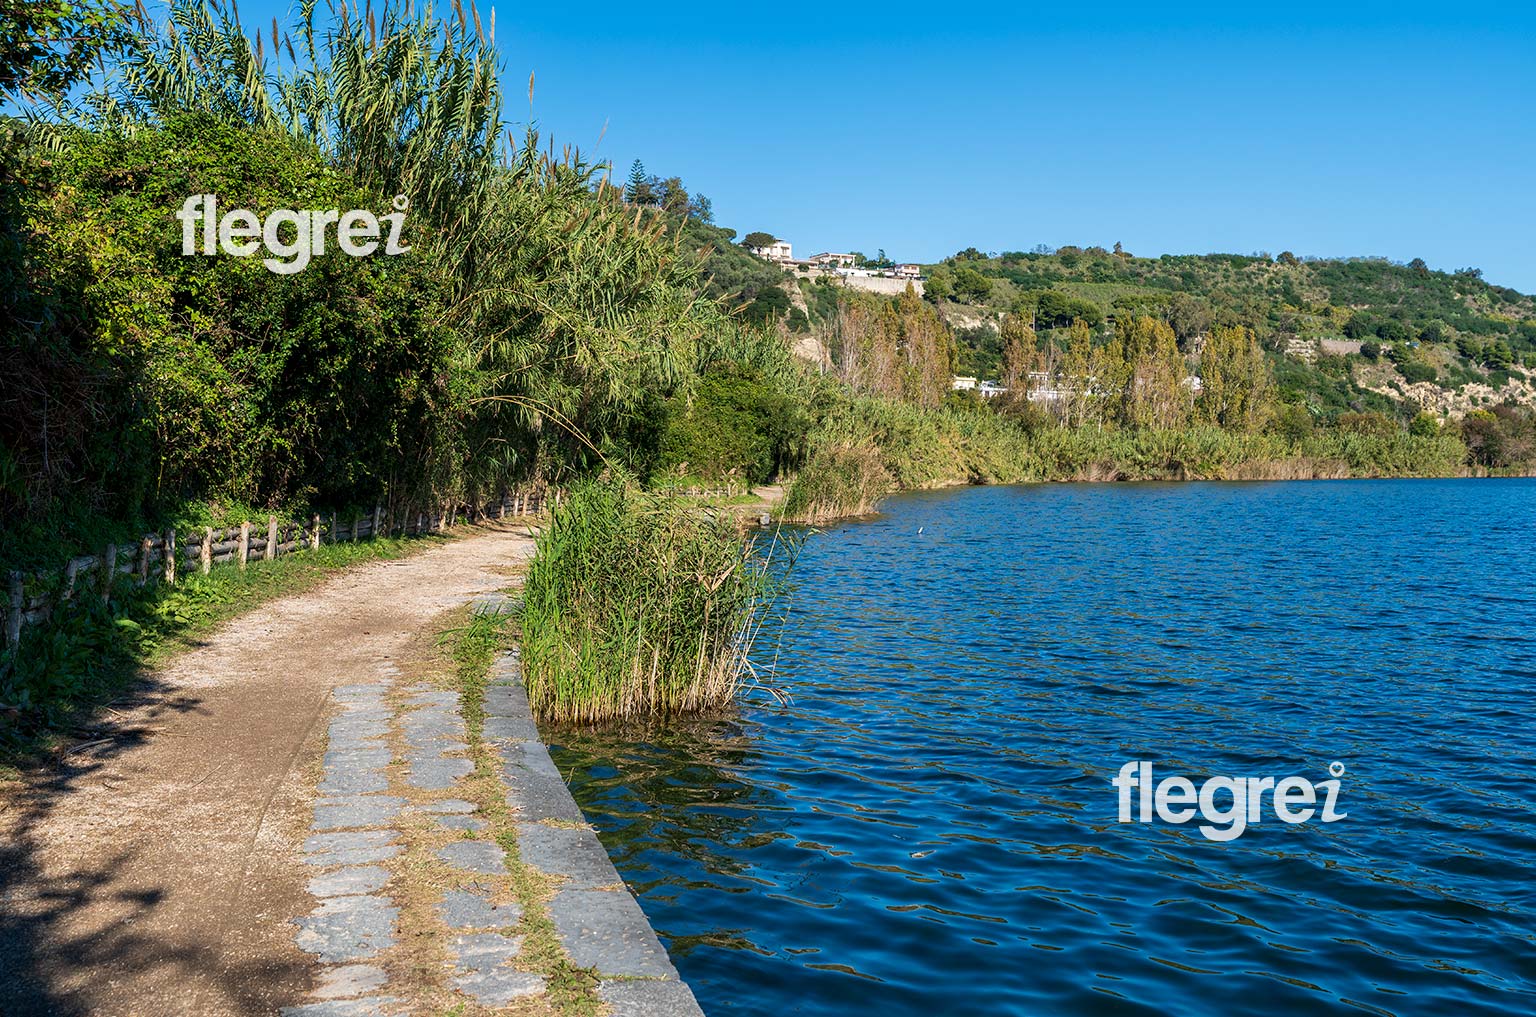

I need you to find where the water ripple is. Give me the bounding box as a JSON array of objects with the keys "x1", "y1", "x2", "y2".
[{"x1": 551, "y1": 479, "x2": 1536, "y2": 1016}]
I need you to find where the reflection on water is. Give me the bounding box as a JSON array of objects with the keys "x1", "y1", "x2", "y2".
[{"x1": 550, "y1": 479, "x2": 1536, "y2": 1016}]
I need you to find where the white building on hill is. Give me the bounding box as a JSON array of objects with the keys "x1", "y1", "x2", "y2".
[{"x1": 749, "y1": 239, "x2": 794, "y2": 262}]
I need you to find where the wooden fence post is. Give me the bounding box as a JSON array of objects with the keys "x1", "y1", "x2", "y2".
[
  {"x1": 62, "y1": 559, "x2": 79, "y2": 603},
  {"x1": 201, "y1": 527, "x2": 213, "y2": 574},
  {"x1": 310, "y1": 514, "x2": 321, "y2": 550},
  {"x1": 164, "y1": 529, "x2": 177, "y2": 584},
  {"x1": 6, "y1": 572, "x2": 22, "y2": 648},
  {"x1": 101, "y1": 544, "x2": 116, "y2": 604},
  {"x1": 238, "y1": 521, "x2": 251, "y2": 568},
  {"x1": 266, "y1": 516, "x2": 277, "y2": 560},
  {"x1": 139, "y1": 536, "x2": 151, "y2": 584},
  {"x1": 372, "y1": 504, "x2": 382, "y2": 540}
]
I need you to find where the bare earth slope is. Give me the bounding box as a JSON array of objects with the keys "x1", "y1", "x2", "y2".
[{"x1": 0, "y1": 527, "x2": 533, "y2": 1017}]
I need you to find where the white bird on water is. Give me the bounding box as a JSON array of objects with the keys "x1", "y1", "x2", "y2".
[{"x1": 918, "y1": 526, "x2": 924, "y2": 535}]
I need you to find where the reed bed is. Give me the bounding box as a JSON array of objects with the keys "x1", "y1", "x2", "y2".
[
  {"x1": 520, "y1": 478, "x2": 796, "y2": 724},
  {"x1": 781, "y1": 399, "x2": 1475, "y2": 523}
]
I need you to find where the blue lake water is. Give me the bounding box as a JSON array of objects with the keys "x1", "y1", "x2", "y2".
[{"x1": 549, "y1": 479, "x2": 1536, "y2": 1016}]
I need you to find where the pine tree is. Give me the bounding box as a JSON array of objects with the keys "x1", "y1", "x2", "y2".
[{"x1": 625, "y1": 159, "x2": 655, "y2": 205}]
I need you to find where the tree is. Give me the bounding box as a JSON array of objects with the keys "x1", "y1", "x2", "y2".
[
  {"x1": 1027, "y1": 290, "x2": 1102, "y2": 329},
  {"x1": 1484, "y1": 340, "x2": 1515, "y2": 370},
  {"x1": 1164, "y1": 292, "x2": 1212, "y2": 344},
  {"x1": 1117, "y1": 315, "x2": 1189, "y2": 430},
  {"x1": 1, "y1": 0, "x2": 136, "y2": 98},
  {"x1": 953, "y1": 266, "x2": 992, "y2": 302},
  {"x1": 1277, "y1": 251, "x2": 1299, "y2": 266},
  {"x1": 1461, "y1": 411, "x2": 1506, "y2": 467},
  {"x1": 1359, "y1": 341, "x2": 1381, "y2": 360},
  {"x1": 999, "y1": 314, "x2": 1037, "y2": 394},
  {"x1": 625, "y1": 160, "x2": 656, "y2": 206},
  {"x1": 1197, "y1": 325, "x2": 1269, "y2": 430},
  {"x1": 1376, "y1": 320, "x2": 1410, "y2": 343},
  {"x1": 741, "y1": 231, "x2": 778, "y2": 250},
  {"x1": 923, "y1": 264, "x2": 953, "y2": 302},
  {"x1": 1409, "y1": 412, "x2": 1440, "y2": 437},
  {"x1": 1342, "y1": 314, "x2": 1375, "y2": 340},
  {"x1": 1408, "y1": 257, "x2": 1429, "y2": 275},
  {"x1": 658, "y1": 176, "x2": 689, "y2": 216}
]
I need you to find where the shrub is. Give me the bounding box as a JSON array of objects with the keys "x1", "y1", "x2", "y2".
[
  {"x1": 1336, "y1": 411, "x2": 1399, "y2": 438},
  {"x1": 1400, "y1": 362, "x2": 1438, "y2": 384},
  {"x1": 654, "y1": 367, "x2": 807, "y2": 484},
  {"x1": 1409, "y1": 412, "x2": 1441, "y2": 437}
]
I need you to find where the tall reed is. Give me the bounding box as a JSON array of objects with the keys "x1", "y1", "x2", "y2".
[{"x1": 519, "y1": 477, "x2": 795, "y2": 724}]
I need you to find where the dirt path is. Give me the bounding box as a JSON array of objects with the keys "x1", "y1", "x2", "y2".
[{"x1": 0, "y1": 526, "x2": 534, "y2": 1017}]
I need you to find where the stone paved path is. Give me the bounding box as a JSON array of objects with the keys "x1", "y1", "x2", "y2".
[{"x1": 281, "y1": 583, "x2": 707, "y2": 1016}]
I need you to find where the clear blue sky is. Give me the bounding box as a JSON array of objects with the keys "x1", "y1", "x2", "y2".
[{"x1": 231, "y1": 2, "x2": 1536, "y2": 288}]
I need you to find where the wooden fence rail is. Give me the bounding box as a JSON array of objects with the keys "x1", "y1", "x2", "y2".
[{"x1": 2, "y1": 488, "x2": 564, "y2": 650}]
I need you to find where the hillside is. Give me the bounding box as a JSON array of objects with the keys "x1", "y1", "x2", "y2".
[{"x1": 915, "y1": 246, "x2": 1536, "y2": 419}]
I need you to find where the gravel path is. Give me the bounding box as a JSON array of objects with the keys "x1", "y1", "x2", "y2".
[{"x1": 0, "y1": 528, "x2": 533, "y2": 1015}]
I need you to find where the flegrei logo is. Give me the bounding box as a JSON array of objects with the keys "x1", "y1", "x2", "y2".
[
  {"x1": 1112, "y1": 760, "x2": 1347, "y2": 841},
  {"x1": 177, "y1": 193, "x2": 412, "y2": 275}
]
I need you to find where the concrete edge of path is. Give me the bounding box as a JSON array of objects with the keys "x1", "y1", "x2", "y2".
[{"x1": 487, "y1": 648, "x2": 709, "y2": 1017}]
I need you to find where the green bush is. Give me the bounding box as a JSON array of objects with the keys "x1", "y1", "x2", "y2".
[
  {"x1": 654, "y1": 367, "x2": 807, "y2": 484},
  {"x1": 5, "y1": 115, "x2": 462, "y2": 565}
]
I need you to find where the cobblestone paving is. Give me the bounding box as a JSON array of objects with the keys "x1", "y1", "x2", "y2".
[{"x1": 281, "y1": 612, "x2": 706, "y2": 1016}]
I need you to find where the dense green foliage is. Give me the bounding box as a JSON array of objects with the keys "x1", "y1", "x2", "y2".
[
  {"x1": 2, "y1": 0, "x2": 788, "y2": 572},
  {"x1": 3, "y1": 116, "x2": 461, "y2": 570},
  {"x1": 782, "y1": 395, "x2": 1476, "y2": 522},
  {"x1": 653, "y1": 367, "x2": 808, "y2": 485}
]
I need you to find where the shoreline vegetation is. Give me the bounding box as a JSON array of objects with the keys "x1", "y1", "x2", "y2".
[
  {"x1": 4, "y1": 1, "x2": 1535, "y2": 728},
  {"x1": 777, "y1": 401, "x2": 1495, "y2": 525},
  {"x1": 520, "y1": 478, "x2": 796, "y2": 726}
]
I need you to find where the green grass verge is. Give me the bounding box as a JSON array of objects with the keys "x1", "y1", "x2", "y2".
[
  {"x1": 1, "y1": 535, "x2": 441, "y2": 762},
  {"x1": 447, "y1": 610, "x2": 603, "y2": 1016}
]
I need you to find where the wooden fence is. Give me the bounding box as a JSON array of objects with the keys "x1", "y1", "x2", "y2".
[{"x1": 2, "y1": 488, "x2": 563, "y2": 650}]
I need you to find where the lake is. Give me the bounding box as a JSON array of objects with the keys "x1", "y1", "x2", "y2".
[{"x1": 549, "y1": 479, "x2": 1536, "y2": 1016}]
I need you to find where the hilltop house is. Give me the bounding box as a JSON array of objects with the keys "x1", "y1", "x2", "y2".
[
  {"x1": 894, "y1": 264, "x2": 923, "y2": 279},
  {"x1": 809, "y1": 252, "x2": 858, "y2": 269},
  {"x1": 749, "y1": 239, "x2": 795, "y2": 263}
]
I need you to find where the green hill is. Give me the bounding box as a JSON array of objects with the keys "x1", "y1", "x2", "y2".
[{"x1": 921, "y1": 246, "x2": 1536, "y2": 417}]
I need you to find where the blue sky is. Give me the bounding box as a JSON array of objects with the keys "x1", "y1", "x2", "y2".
[{"x1": 222, "y1": 3, "x2": 1536, "y2": 288}]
